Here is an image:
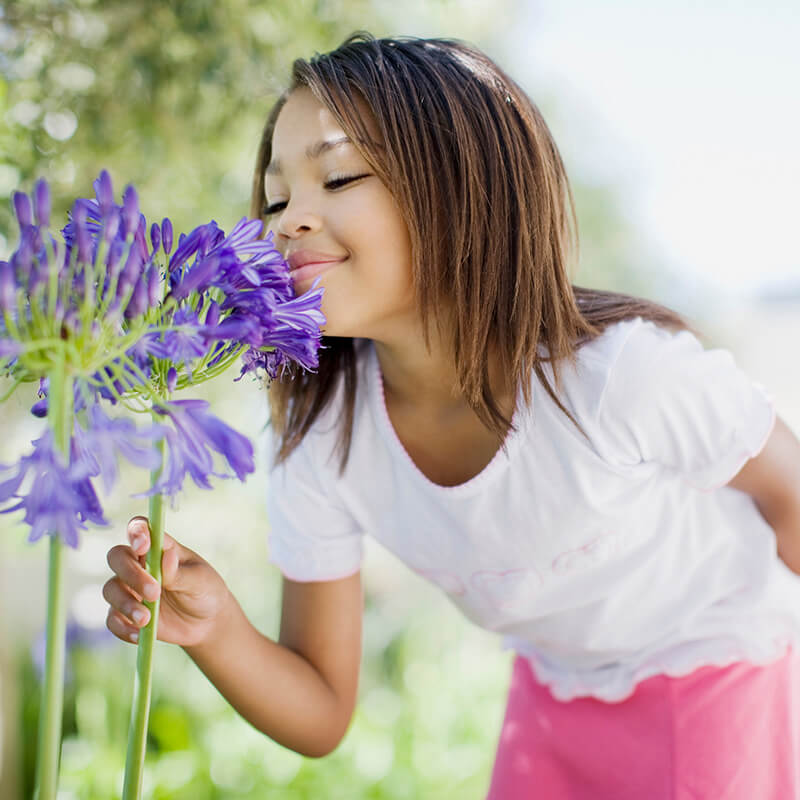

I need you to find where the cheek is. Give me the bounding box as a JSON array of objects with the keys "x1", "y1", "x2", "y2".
[{"x1": 362, "y1": 200, "x2": 414, "y2": 285}]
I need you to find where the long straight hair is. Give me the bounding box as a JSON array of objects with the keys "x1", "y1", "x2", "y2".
[{"x1": 250, "y1": 32, "x2": 700, "y2": 472}]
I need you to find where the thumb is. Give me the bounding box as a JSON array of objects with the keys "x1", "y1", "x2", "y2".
[{"x1": 160, "y1": 532, "x2": 184, "y2": 590}]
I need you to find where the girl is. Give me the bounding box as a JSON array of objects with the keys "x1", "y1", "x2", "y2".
[{"x1": 103, "y1": 32, "x2": 800, "y2": 798}]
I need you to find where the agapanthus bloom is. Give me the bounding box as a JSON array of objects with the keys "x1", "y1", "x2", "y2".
[
  {"x1": 147, "y1": 399, "x2": 254, "y2": 495},
  {"x1": 0, "y1": 170, "x2": 324, "y2": 548},
  {"x1": 71, "y1": 404, "x2": 166, "y2": 493},
  {"x1": 0, "y1": 430, "x2": 107, "y2": 548}
]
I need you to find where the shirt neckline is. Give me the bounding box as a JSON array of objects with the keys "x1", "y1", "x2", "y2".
[{"x1": 366, "y1": 340, "x2": 526, "y2": 496}]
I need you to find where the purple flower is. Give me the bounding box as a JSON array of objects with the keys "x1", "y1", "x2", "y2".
[
  {"x1": 260, "y1": 282, "x2": 325, "y2": 370},
  {"x1": 125, "y1": 330, "x2": 161, "y2": 374},
  {"x1": 168, "y1": 222, "x2": 223, "y2": 275},
  {"x1": 235, "y1": 347, "x2": 288, "y2": 381},
  {"x1": 94, "y1": 170, "x2": 114, "y2": 216},
  {"x1": 0, "y1": 430, "x2": 108, "y2": 548},
  {"x1": 121, "y1": 185, "x2": 140, "y2": 238},
  {"x1": 170, "y1": 253, "x2": 227, "y2": 301},
  {"x1": 0, "y1": 260, "x2": 15, "y2": 312},
  {"x1": 102, "y1": 207, "x2": 121, "y2": 244},
  {"x1": 201, "y1": 312, "x2": 261, "y2": 345},
  {"x1": 33, "y1": 179, "x2": 50, "y2": 228},
  {"x1": 72, "y1": 403, "x2": 165, "y2": 493},
  {"x1": 12, "y1": 190, "x2": 33, "y2": 230},
  {"x1": 161, "y1": 218, "x2": 173, "y2": 255},
  {"x1": 153, "y1": 308, "x2": 209, "y2": 374},
  {"x1": 146, "y1": 399, "x2": 254, "y2": 495},
  {"x1": 149, "y1": 222, "x2": 161, "y2": 254}
]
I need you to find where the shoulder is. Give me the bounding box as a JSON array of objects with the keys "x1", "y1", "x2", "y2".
[
  {"x1": 536, "y1": 316, "x2": 650, "y2": 423},
  {"x1": 574, "y1": 315, "x2": 711, "y2": 411}
]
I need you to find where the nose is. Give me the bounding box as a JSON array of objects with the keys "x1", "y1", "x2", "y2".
[{"x1": 276, "y1": 201, "x2": 323, "y2": 241}]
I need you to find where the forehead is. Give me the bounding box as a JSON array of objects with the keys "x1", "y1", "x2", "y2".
[
  {"x1": 267, "y1": 87, "x2": 378, "y2": 176},
  {"x1": 274, "y1": 88, "x2": 343, "y2": 141}
]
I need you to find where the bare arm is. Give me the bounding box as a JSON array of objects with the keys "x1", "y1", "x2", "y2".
[
  {"x1": 727, "y1": 414, "x2": 800, "y2": 574},
  {"x1": 183, "y1": 571, "x2": 363, "y2": 758}
]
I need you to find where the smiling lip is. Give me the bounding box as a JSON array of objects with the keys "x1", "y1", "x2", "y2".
[{"x1": 289, "y1": 257, "x2": 346, "y2": 284}]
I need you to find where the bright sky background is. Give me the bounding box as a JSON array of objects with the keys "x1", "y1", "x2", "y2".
[{"x1": 504, "y1": 0, "x2": 799, "y2": 299}]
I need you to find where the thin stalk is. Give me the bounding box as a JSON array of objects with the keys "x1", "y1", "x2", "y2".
[
  {"x1": 32, "y1": 350, "x2": 72, "y2": 800},
  {"x1": 122, "y1": 431, "x2": 166, "y2": 800}
]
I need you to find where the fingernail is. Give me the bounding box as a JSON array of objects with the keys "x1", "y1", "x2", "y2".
[
  {"x1": 143, "y1": 583, "x2": 160, "y2": 602},
  {"x1": 131, "y1": 534, "x2": 145, "y2": 551},
  {"x1": 130, "y1": 632, "x2": 139, "y2": 643},
  {"x1": 132, "y1": 609, "x2": 147, "y2": 625}
]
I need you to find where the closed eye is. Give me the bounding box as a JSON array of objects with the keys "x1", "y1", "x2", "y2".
[{"x1": 262, "y1": 173, "x2": 371, "y2": 217}]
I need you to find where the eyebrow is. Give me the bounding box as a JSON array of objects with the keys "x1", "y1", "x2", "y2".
[{"x1": 266, "y1": 136, "x2": 353, "y2": 176}]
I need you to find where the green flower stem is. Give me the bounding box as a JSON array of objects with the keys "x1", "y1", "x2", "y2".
[
  {"x1": 32, "y1": 350, "x2": 72, "y2": 800},
  {"x1": 122, "y1": 431, "x2": 166, "y2": 800}
]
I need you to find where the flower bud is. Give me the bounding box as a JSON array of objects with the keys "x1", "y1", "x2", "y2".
[
  {"x1": 102, "y1": 207, "x2": 120, "y2": 243},
  {"x1": 146, "y1": 263, "x2": 161, "y2": 307},
  {"x1": 161, "y1": 218, "x2": 173, "y2": 255},
  {"x1": 33, "y1": 179, "x2": 51, "y2": 228},
  {"x1": 166, "y1": 367, "x2": 177, "y2": 393},
  {"x1": 149, "y1": 222, "x2": 161, "y2": 254},
  {"x1": 134, "y1": 214, "x2": 149, "y2": 260},
  {"x1": 73, "y1": 201, "x2": 93, "y2": 264},
  {"x1": 105, "y1": 238, "x2": 125, "y2": 277},
  {"x1": 94, "y1": 169, "x2": 114, "y2": 215},
  {"x1": 31, "y1": 398, "x2": 48, "y2": 417},
  {"x1": 10, "y1": 230, "x2": 33, "y2": 276},
  {"x1": 12, "y1": 191, "x2": 32, "y2": 230},
  {"x1": 0, "y1": 261, "x2": 16, "y2": 312},
  {"x1": 204, "y1": 299, "x2": 220, "y2": 328},
  {"x1": 121, "y1": 185, "x2": 140, "y2": 237},
  {"x1": 124, "y1": 275, "x2": 148, "y2": 319}
]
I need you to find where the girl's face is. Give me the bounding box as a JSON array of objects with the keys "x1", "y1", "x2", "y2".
[{"x1": 264, "y1": 87, "x2": 416, "y2": 339}]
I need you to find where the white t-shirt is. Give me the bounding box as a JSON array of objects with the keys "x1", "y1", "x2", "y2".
[{"x1": 264, "y1": 316, "x2": 800, "y2": 702}]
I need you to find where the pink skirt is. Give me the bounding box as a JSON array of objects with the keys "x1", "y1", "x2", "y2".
[{"x1": 487, "y1": 647, "x2": 800, "y2": 799}]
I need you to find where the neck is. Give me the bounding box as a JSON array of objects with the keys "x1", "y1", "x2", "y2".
[{"x1": 370, "y1": 315, "x2": 515, "y2": 423}]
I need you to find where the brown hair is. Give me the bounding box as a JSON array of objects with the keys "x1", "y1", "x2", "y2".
[{"x1": 250, "y1": 32, "x2": 701, "y2": 472}]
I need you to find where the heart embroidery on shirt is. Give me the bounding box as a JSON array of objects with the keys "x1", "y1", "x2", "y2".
[{"x1": 550, "y1": 532, "x2": 621, "y2": 576}]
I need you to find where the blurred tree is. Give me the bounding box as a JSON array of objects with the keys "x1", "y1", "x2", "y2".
[
  {"x1": 0, "y1": 0, "x2": 675, "y2": 307},
  {"x1": 0, "y1": 0, "x2": 393, "y2": 244}
]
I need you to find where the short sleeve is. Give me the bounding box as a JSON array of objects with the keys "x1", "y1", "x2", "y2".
[
  {"x1": 595, "y1": 318, "x2": 776, "y2": 491},
  {"x1": 263, "y1": 425, "x2": 364, "y2": 581}
]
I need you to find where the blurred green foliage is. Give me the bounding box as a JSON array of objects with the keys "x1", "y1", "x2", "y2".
[
  {"x1": 0, "y1": 0, "x2": 403, "y2": 245},
  {"x1": 14, "y1": 583, "x2": 510, "y2": 799}
]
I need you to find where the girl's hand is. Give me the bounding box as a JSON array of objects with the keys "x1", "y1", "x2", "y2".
[{"x1": 103, "y1": 515, "x2": 232, "y2": 648}]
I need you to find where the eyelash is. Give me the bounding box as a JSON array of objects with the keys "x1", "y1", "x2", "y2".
[{"x1": 262, "y1": 173, "x2": 369, "y2": 217}]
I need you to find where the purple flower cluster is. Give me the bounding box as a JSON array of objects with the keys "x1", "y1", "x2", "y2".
[{"x1": 0, "y1": 170, "x2": 326, "y2": 548}]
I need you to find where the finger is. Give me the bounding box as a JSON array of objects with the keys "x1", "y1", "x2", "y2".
[
  {"x1": 102, "y1": 576, "x2": 151, "y2": 628},
  {"x1": 106, "y1": 608, "x2": 141, "y2": 644},
  {"x1": 107, "y1": 544, "x2": 161, "y2": 603},
  {"x1": 128, "y1": 516, "x2": 151, "y2": 557},
  {"x1": 161, "y1": 535, "x2": 182, "y2": 588}
]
